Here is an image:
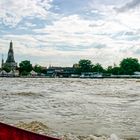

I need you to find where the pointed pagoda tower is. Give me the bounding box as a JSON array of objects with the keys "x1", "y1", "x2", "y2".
[
  {"x1": 6, "y1": 41, "x2": 15, "y2": 63},
  {"x1": 4, "y1": 41, "x2": 17, "y2": 70}
]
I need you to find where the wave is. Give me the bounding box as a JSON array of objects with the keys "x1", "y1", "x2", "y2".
[
  {"x1": 13, "y1": 92, "x2": 44, "y2": 97},
  {"x1": 15, "y1": 121, "x2": 139, "y2": 140},
  {"x1": 16, "y1": 121, "x2": 49, "y2": 134}
]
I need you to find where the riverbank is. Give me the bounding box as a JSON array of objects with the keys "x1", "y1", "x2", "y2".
[{"x1": 1, "y1": 75, "x2": 140, "y2": 78}]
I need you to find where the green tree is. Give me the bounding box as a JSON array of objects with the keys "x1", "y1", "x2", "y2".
[
  {"x1": 33, "y1": 64, "x2": 42, "y2": 74},
  {"x1": 33, "y1": 65, "x2": 47, "y2": 75},
  {"x1": 120, "y1": 58, "x2": 140, "y2": 75},
  {"x1": 2, "y1": 64, "x2": 11, "y2": 72},
  {"x1": 19, "y1": 60, "x2": 32, "y2": 75},
  {"x1": 106, "y1": 66, "x2": 113, "y2": 74},
  {"x1": 78, "y1": 59, "x2": 93, "y2": 73},
  {"x1": 111, "y1": 67, "x2": 123, "y2": 75},
  {"x1": 92, "y1": 63, "x2": 104, "y2": 73}
]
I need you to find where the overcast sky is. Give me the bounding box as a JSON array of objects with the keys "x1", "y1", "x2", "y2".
[{"x1": 0, "y1": 0, "x2": 140, "y2": 67}]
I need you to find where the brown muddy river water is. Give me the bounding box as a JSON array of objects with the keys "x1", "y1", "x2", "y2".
[{"x1": 0, "y1": 78, "x2": 140, "y2": 139}]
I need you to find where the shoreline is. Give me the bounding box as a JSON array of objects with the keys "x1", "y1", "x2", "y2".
[{"x1": 1, "y1": 76, "x2": 140, "y2": 79}]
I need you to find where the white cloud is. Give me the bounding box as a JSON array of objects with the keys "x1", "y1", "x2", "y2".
[
  {"x1": 25, "y1": 22, "x2": 36, "y2": 27},
  {"x1": 1, "y1": 0, "x2": 140, "y2": 67},
  {"x1": 33, "y1": 14, "x2": 137, "y2": 47},
  {"x1": 0, "y1": 0, "x2": 52, "y2": 27},
  {"x1": 116, "y1": 11, "x2": 140, "y2": 30},
  {"x1": 33, "y1": 12, "x2": 140, "y2": 66},
  {"x1": 115, "y1": 0, "x2": 140, "y2": 12},
  {"x1": 1, "y1": 31, "x2": 139, "y2": 67},
  {"x1": 35, "y1": 15, "x2": 92, "y2": 34}
]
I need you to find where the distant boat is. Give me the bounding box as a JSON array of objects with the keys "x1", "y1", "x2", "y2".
[
  {"x1": 80, "y1": 72, "x2": 102, "y2": 78},
  {"x1": 0, "y1": 122, "x2": 60, "y2": 140}
]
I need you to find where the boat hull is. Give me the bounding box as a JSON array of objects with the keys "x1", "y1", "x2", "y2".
[{"x1": 0, "y1": 122, "x2": 60, "y2": 140}]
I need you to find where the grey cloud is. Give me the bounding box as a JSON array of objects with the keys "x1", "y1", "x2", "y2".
[
  {"x1": 93, "y1": 43, "x2": 107, "y2": 49},
  {"x1": 89, "y1": 23, "x2": 105, "y2": 27},
  {"x1": 115, "y1": 0, "x2": 140, "y2": 12}
]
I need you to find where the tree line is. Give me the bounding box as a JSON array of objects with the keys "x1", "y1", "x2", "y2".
[
  {"x1": 1, "y1": 57, "x2": 140, "y2": 76},
  {"x1": 2, "y1": 60, "x2": 46, "y2": 76},
  {"x1": 73, "y1": 57, "x2": 140, "y2": 75}
]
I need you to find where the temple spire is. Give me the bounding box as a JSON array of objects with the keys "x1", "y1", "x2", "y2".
[
  {"x1": 6, "y1": 41, "x2": 15, "y2": 63},
  {"x1": 2, "y1": 41, "x2": 17, "y2": 70}
]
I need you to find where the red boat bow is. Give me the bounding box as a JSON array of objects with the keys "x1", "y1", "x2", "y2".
[{"x1": 0, "y1": 122, "x2": 60, "y2": 140}]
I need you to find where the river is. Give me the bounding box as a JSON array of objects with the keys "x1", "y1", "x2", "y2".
[{"x1": 0, "y1": 78, "x2": 140, "y2": 139}]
